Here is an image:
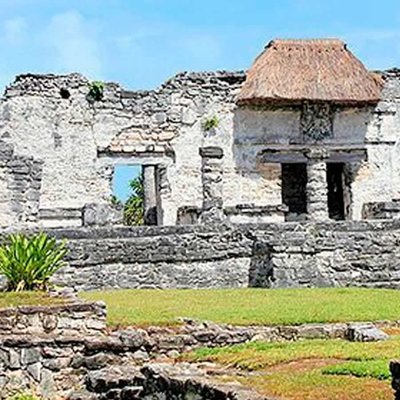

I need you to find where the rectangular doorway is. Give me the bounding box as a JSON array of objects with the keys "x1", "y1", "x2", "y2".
[
  {"x1": 327, "y1": 163, "x2": 346, "y2": 220},
  {"x1": 281, "y1": 163, "x2": 307, "y2": 221}
]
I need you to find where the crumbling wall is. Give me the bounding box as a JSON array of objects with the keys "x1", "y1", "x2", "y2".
[
  {"x1": 19, "y1": 220, "x2": 399, "y2": 291},
  {"x1": 0, "y1": 140, "x2": 42, "y2": 227},
  {"x1": 1, "y1": 69, "x2": 400, "y2": 226},
  {"x1": 0, "y1": 72, "x2": 247, "y2": 226}
]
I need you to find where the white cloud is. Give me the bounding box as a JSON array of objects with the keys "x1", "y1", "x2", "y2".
[
  {"x1": 42, "y1": 10, "x2": 103, "y2": 78},
  {"x1": 3, "y1": 17, "x2": 27, "y2": 44}
]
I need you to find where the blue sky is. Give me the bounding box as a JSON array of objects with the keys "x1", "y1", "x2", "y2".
[
  {"x1": 1, "y1": 0, "x2": 400, "y2": 91},
  {"x1": 1, "y1": 0, "x2": 400, "y2": 200}
]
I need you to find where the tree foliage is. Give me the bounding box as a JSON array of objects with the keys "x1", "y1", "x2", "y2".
[{"x1": 123, "y1": 174, "x2": 144, "y2": 226}]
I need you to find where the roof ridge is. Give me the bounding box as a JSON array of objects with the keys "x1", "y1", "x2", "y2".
[{"x1": 268, "y1": 38, "x2": 345, "y2": 49}]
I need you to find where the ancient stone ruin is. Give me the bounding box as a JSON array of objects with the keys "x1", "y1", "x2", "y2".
[{"x1": 0, "y1": 38, "x2": 400, "y2": 290}]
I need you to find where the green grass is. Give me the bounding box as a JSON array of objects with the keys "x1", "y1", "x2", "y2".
[
  {"x1": 187, "y1": 338, "x2": 398, "y2": 400},
  {"x1": 81, "y1": 287, "x2": 400, "y2": 327},
  {"x1": 0, "y1": 291, "x2": 64, "y2": 309},
  {"x1": 188, "y1": 337, "x2": 400, "y2": 370},
  {"x1": 230, "y1": 369, "x2": 390, "y2": 400},
  {"x1": 323, "y1": 360, "x2": 391, "y2": 380}
]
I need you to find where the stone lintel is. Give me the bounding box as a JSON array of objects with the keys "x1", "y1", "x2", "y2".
[
  {"x1": 199, "y1": 146, "x2": 224, "y2": 159},
  {"x1": 304, "y1": 148, "x2": 330, "y2": 161},
  {"x1": 258, "y1": 147, "x2": 367, "y2": 164}
]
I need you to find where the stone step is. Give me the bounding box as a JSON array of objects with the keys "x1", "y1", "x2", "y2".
[{"x1": 86, "y1": 366, "x2": 144, "y2": 393}]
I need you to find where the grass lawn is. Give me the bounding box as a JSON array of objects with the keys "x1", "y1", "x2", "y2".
[
  {"x1": 81, "y1": 287, "x2": 400, "y2": 327},
  {"x1": 187, "y1": 337, "x2": 400, "y2": 400},
  {"x1": 0, "y1": 291, "x2": 65, "y2": 308}
]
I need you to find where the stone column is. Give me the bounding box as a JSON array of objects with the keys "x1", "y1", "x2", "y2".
[
  {"x1": 199, "y1": 147, "x2": 225, "y2": 224},
  {"x1": 143, "y1": 165, "x2": 157, "y2": 225},
  {"x1": 305, "y1": 149, "x2": 329, "y2": 221}
]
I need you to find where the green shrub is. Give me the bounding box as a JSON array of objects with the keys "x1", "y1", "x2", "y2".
[
  {"x1": 88, "y1": 81, "x2": 105, "y2": 101},
  {"x1": 202, "y1": 115, "x2": 219, "y2": 132},
  {"x1": 8, "y1": 393, "x2": 40, "y2": 400},
  {"x1": 0, "y1": 233, "x2": 67, "y2": 292}
]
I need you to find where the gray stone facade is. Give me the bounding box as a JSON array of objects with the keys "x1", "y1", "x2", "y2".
[
  {"x1": 199, "y1": 147, "x2": 225, "y2": 224},
  {"x1": 9, "y1": 219, "x2": 392, "y2": 291},
  {"x1": 305, "y1": 149, "x2": 329, "y2": 221},
  {"x1": 1, "y1": 67, "x2": 400, "y2": 227},
  {"x1": 0, "y1": 140, "x2": 42, "y2": 227},
  {"x1": 2, "y1": 45, "x2": 400, "y2": 292}
]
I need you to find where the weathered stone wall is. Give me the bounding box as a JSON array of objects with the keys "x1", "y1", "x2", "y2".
[
  {"x1": 0, "y1": 72, "x2": 246, "y2": 227},
  {"x1": 0, "y1": 300, "x2": 106, "y2": 398},
  {"x1": 1, "y1": 69, "x2": 399, "y2": 227},
  {"x1": 0, "y1": 301, "x2": 106, "y2": 336},
  {"x1": 17, "y1": 220, "x2": 396, "y2": 291},
  {"x1": 84, "y1": 363, "x2": 268, "y2": 400},
  {"x1": 0, "y1": 140, "x2": 42, "y2": 227}
]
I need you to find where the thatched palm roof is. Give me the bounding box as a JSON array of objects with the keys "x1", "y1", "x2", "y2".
[{"x1": 237, "y1": 39, "x2": 383, "y2": 105}]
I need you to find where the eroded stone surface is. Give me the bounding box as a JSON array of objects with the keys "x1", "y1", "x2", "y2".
[
  {"x1": 346, "y1": 323, "x2": 389, "y2": 342},
  {"x1": 1, "y1": 69, "x2": 400, "y2": 227},
  {"x1": 34, "y1": 220, "x2": 400, "y2": 290}
]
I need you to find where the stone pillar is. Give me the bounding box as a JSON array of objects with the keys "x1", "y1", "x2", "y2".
[
  {"x1": 199, "y1": 147, "x2": 225, "y2": 224},
  {"x1": 305, "y1": 149, "x2": 329, "y2": 221},
  {"x1": 143, "y1": 165, "x2": 158, "y2": 225}
]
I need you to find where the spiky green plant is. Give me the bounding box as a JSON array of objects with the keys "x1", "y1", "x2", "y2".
[{"x1": 0, "y1": 233, "x2": 67, "y2": 292}]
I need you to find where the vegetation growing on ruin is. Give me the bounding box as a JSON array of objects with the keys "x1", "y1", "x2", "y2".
[
  {"x1": 0, "y1": 291, "x2": 65, "y2": 308},
  {"x1": 188, "y1": 338, "x2": 398, "y2": 400},
  {"x1": 123, "y1": 175, "x2": 144, "y2": 225},
  {"x1": 81, "y1": 287, "x2": 400, "y2": 327},
  {"x1": 88, "y1": 80, "x2": 105, "y2": 101},
  {"x1": 0, "y1": 233, "x2": 67, "y2": 292},
  {"x1": 202, "y1": 115, "x2": 220, "y2": 131},
  {"x1": 7, "y1": 393, "x2": 41, "y2": 400}
]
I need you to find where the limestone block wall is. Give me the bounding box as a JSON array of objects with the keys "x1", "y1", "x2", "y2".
[
  {"x1": 1, "y1": 69, "x2": 400, "y2": 226},
  {"x1": 0, "y1": 72, "x2": 248, "y2": 226},
  {"x1": 0, "y1": 301, "x2": 106, "y2": 336},
  {"x1": 0, "y1": 140, "x2": 42, "y2": 227},
  {"x1": 14, "y1": 220, "x2": 397, "y2": 291},
  {"x1": 0, "y1": 300, "x2": 106, "y2": 398}
]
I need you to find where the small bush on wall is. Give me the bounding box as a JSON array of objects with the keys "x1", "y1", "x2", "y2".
[
  {"x1": 0, "y1": 233, "x2": 67, "y2": 292},
  {"x1": 88, "y1": 81, "x2": 105, "y2": 102},
  {"x1": 202, "y1": 115, "x2": 219, "y2": 132},
  {"x1": 7, "y1": 392, "x2": 41, "y2": 400}
]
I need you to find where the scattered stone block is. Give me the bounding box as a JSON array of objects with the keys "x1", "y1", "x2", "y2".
[
  {"x1": 82, "y1": 203, "x2": 123, "y2": 227},
  {"x1": 346, "y1": 323, "x2": 389, "y2": 342}
]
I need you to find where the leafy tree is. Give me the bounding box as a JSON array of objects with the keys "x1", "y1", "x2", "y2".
[{"x1": 123, "y1": 174, "x2": 144, "y2": 226}]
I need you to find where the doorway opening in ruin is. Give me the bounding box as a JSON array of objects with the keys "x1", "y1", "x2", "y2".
[
  {"x1": 113, "y1": 164, "x2": 144, "y2": 226},
  {"x1": 327, "y1": 163, "x2": 347, "y2": 220},
  {"x1": 281, "y1": 163, "x2": 308, "y2": 221},
  {"x1": 112, "y1": 164, "x2": 162, "y2": 226}
]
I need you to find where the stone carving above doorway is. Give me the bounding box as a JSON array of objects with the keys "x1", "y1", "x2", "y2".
[{"x1": 300, "y1": 102, "x2": 334, "y2": 141}]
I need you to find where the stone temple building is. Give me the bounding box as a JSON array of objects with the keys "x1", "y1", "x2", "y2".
[{"x1": 1, "y1": 38, "x2": 400, "y2": 229}]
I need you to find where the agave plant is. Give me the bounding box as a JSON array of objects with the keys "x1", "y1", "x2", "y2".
[{"x1": 0, "y1": 233, "x2": 67, "y2": 292}]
